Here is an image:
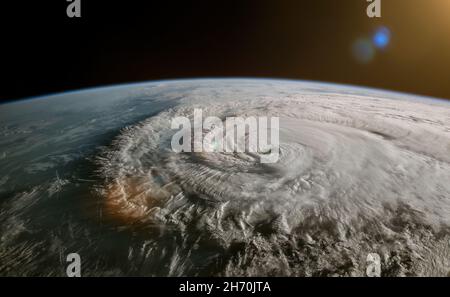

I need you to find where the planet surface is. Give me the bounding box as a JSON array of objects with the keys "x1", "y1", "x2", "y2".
[{"x1": 1, "y1": 78, "x2": 450, "y2": 276}]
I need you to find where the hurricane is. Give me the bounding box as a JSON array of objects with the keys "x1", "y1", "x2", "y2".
[
  {"x1": 95, "y1": 81, "x2": 450, "y2": 276},
  {"x1": 1, "y1": 79, "x2": 450, "y2": 276}
]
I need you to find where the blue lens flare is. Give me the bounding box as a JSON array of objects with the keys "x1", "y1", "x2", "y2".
[
  {"x1": 352, "y1": 38, "x2": 375, "y2": 64},
  {"x1": 373, "y1": 27, "x2": 391, "y2": 49}
]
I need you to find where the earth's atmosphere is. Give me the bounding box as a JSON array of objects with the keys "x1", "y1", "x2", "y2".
[{"x1": 1, "y1": 79, "x2": 450, "y2": 276}]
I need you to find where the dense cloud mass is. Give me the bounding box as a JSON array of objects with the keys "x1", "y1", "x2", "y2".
[
  {"x1": 96, "y1": 81, "x2": 450, "y2": 276},
  {"x1": 1, "y1": 80, "x2": 450, "y2": 276}
]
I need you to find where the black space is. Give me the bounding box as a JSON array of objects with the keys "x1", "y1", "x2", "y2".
[{"x1": 1, "y1": 0, "x2": 450, "y2": 101}]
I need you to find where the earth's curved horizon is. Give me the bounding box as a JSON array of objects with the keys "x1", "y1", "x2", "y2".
[
  {"x1": 6, "y1": 78, "x2": 450, "y2": 106},
  {"x1": 1, "y1": 78, "x2": 450, "y2": 276}
]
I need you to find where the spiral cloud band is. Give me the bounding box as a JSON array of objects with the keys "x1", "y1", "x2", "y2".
[{"x1": 94, "y1": 80, "x2": 450, "y2": 276}]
